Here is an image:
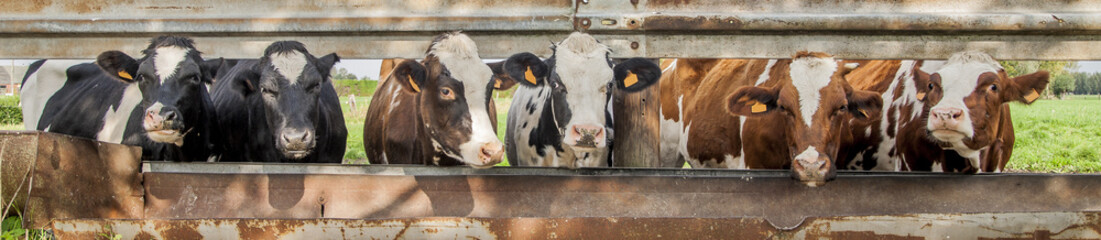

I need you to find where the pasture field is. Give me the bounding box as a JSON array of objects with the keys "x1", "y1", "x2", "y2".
[{"x1": 1006, "y1": 95, "x2": 1101, "y2": 173}]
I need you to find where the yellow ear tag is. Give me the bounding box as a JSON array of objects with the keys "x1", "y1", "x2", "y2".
[
  {"x1": 1024, "y1": 90, "x2": 1040, "y2": 102},
  {"x1": 916, "y1": 92, "x2": 925, "y2": 101},
  {"x1": 494, "y1": 79, "x2": 502, "y2": 88},
  {"x1": 118, "y1": 71, "x2": 133, "y2": 80},
  {"x1": 750, "y1": 101, "x2": 767, "y2": 113},
  {"x1": 524, "y1": 67, "x2": 537, "y2": 85},
  {"x1": 859, "y1": 109, "x2": 870, "y2": 117},
  {"x1": 407, "y1": 75, "x2": 421, "y2": 92},
  {"x1": 623, "y1": 71, "x2": 639, "y2": 88}
]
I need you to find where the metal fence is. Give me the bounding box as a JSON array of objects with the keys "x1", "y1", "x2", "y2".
[{"x1": 2, "y1": 0, "x2": 1101, "y2": 59}]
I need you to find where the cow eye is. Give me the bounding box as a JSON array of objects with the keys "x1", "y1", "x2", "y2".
[
  {"x1": 262, "y1": 87, "x2": 278, "y2": 95},
  {"x1": 928, "y1": 83, "x2": 935, "y2": 90},
  {"x1": 440, "y1": 87, "x2": 455, "y2": 99},
  {"x1": 989, "y1": 84, "x2": 998, "y2": 91}
]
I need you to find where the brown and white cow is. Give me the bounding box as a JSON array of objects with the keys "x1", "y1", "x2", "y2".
[
  {"x1": 660, "y1": 52, "x2": 882, "y2": 186},
  {"x1": 363, "y1": 32, "x2": 530, "y2": 168},
  {"x1": 839, "y1": 51, "x2": 1049, "y2": 173},
  {"x1": 837, "y1": 60, "x2": 936, "y2": 171}
]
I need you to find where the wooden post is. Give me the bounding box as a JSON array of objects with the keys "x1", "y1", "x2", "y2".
[{"x1": 613, "y1": 59, "x2": 661, "y2": 167}]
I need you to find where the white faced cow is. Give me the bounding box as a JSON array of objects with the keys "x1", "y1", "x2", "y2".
[
  {"x1": 503, "y1": 32, "x2": 662, "y2": 168},
  {"x1": 365, "y1": 32, "x2": 521, "y2": 168},
  {"x1": 20, "y1": 36, "x2": 221, "y2": 162},
  {"x1": 210, "y1": 41, "x2": 347, "y2": 163}
]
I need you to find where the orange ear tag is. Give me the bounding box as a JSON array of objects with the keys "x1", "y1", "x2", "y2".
[
  {"x1": 524, "y1": 67, "x2": 537, "y2": 85},
  {"x1": 494, "y1": 79, "x2": 502, "y2": 88},
  {"x1": 859, "y1": 109, "x2": 870, "y2": 117},
  {"x1": 118, "y1": 71, "x2": 133, "y2": 80},
  {"x1": 1023, "y1": 90, "x2": 1040, "y2": 102},
  {"x1": 408, "y1": 75, "x2": 421, "y2": 92},
  {"x1": 916, "y1": 92, "x2": 926, "y2": 101},
  {"x1": 623, "y1": 71, "x2": 639, "y2": 88},
  {"x1": 750, "y1": 101, "x2": 767, "y2": 113}
]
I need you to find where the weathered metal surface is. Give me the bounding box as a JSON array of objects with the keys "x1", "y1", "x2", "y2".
[
  {"x1": 140, "y1": 163, "x2": 1101, "y2": 229},
  {"x1": 3, "y1": 0, "x2": 1101, "y2": 59},
  {"x1": 0, "y1": 131, "x2": 144, "y2": 228},
  {"x1": 51, "y1": 212, "x2": 1101, "y2": 239}
]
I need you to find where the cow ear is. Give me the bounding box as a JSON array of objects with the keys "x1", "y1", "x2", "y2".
[
  {"x1": 199, "y1": 58, "x2": 224, "y2": 84},
  {"x1": 913, "y1": 68, "x2": 932, "y2": 101},
  {"x1": 95, "y1": 51, "x2": 140, "y2": 83},
  {"x1": 727, "y1": 86, "x2": 779, "y2": 117},
  {"x1": 317, "y1": 53, "x2": 340, "y2": 82},
  {"x1": 614, "y1": 58, "x2": 661, "y2": 92},
  {"x1": 847, "y1": 89, "x2": 883, "y2": 120},
  {"x1": 391, "y1": 59, "x2": 427, "y2": 93},
  {"x1": 1002, "y1": 70, "x2": 1050, "y2": 104},
  {"x1": 496, "y1": 52, "x2": 548, "y2": 88},
  {"x1": 232, "y1": 63, "x2": 260, "y2": 95}
]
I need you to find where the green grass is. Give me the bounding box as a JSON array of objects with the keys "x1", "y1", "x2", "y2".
[{"x1": 1006, "y1": 95, "x2": 1101, "y2": 173}]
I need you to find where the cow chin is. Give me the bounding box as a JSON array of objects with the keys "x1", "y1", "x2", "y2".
[
  {"x1": 145, "y1": 129, "x2": 184, "y2": 146},
  {"x1": 281, "y1": 150, "x2": 312, "y2": 160},
  {"x1": 929, "y1": 129, "x2": 968, "y2": 144}
]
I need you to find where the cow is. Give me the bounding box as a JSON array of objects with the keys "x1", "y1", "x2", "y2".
[
  {"x1": 210, "y1": 41, "x2": 347, "y2": 163},
  {"x1": 659, "y1": 52, "x2": 883, "y2": 186},
  {"x1": 20, "y1": 36, "x2": 221, "y2": 162},
  {"x1": 840, "y1": 52, "x2": 1048, "y2": 173},
  {"x1": 503, "y1": 32, "x2": 662, "y2": 168},
  {"x1": 364, "y1": 32, "x2": 525, "y2": 168}
]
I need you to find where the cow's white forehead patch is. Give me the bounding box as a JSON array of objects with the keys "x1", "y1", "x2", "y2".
[
  {"x1": 554, "y1": 32, "x2": 613, "y2": 127},
  {"x1": 789, "y1": 56, "x2": 837, "y2": 127},
  {"x1": 154, "y1": 46, "x2": 191, "y2": 84},
  {"x1": 271, "y1": 50, "x2": 309, "y2": 85}
]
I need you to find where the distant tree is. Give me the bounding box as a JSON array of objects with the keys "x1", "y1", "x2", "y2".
[
  {"x1": 332, "y1": 67, "x2": 358, "y2": 80},
  {"x1": 1049, "y1": 73, "x2": 1076, "y2": 98},
  {"x1": 360, "y1": 75, "x2": 374, "y2": 81}
]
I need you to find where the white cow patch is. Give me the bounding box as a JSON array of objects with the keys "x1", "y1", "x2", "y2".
[
  {"x1": 96, "y1": 84, "x2": 143, "y2": 144},
  {"x1": 794, "y1": 146, "x2": 820, "y2": 164},
  {"x1": 155, "y1": 46, "x2": 191, "y2": 84},
  {"x1": 270, "y1": 50, "x2": 308, "y2": 85},
  {"x1": 869, "y1": 60, "x2": 920, "y2": 171},
  {"x1": 21, "y1": 60, "x2": 87, "y2": 130},
  {"x1": 430, "y1": 33, "x2": 501, "y2": 165},
  {"x1": 754, "y1": 60, "x2": 778, "y2": 86},
  {"x1": 789, "y1": 56, "x2": 837, "y2": 127}
]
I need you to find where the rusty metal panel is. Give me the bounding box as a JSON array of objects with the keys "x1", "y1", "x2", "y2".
[
  {"x1": 50, "y1": 212, "x2": 1101, "y2": 239},
  {"x1": 0, "y1": 132, "x2": 40, "y2": 217},
  {"x1": 0, "y1": 131, "x2": 144, "y2": 229},
  {"x1": 141, "y1": 164, "x2": 1101, "y2": 229}
]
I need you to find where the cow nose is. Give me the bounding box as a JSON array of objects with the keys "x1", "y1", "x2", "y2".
[
  {"x1": 932, "y1": 107, "x2": 963, "y2": 120},
  {"x1": 280, "y1": 129, "x2": 314, "y2": 150},
  {"x1": 570, "y1": 124, "x2": 604, "y2": 147},
  {"x1": 162, "y1": 111, "x2": 177, "y2": 122},
  {"x1": 792, "y1": 150, "x2": 832, "y2": 187},
  {"x1": 479, "y1": 142, "x2": 504, "y2": 164}
]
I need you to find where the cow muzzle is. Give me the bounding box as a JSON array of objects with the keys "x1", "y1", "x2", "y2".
[
  {"x1": 791, "y1": 149, "x2": 834, "y2": 187},
  {"x1": 278, "y1": 129, "x2": 316, "y2": 159},
  {"x1": 563, "y1": 124, "x2": 605, "y2": 149},
  {"x1": 927, "y1": 106, "x2": 969, "y2": 142},
  {"x1": 143, "y1": 108, "x2": 186, "y2": 146},
  {"x1": 470, "y1": 142, "x2": 504, "y2": 169}
]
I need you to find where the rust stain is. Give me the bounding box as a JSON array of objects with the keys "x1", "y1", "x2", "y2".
[
  {"x1": 134, "y1": 231, "x2": 155, "y2": 240},
  {"x1": 0, "y1": 0, "x2": 49, "y2": 13},
  {"x1": 154, "y1": 221, "x2": 202, "y2": 240},
  {"x1": 642, "y1": 15, "x2": 743, "y2": 30}
]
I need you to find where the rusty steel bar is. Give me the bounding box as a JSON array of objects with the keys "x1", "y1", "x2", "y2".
[
  {"x1": 2, "y1": 0, "x2": 1101, "y2": 59},
  {"x1": 0, "y1": 131, "x2": 144, "y2": 229},
  {"x1": 139, "y1": 163, "x2": 1101, "y2": 229},
  {"x1": 51, "y1": 212, "x2": 1101, "y2": 239}
]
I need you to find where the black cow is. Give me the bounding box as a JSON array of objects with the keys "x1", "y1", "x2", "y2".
[
  {"x1": 210, "y1": 41, "x2": 347, "y2": 163},
  {"x1": 504, "y1": 32, "x2": 661, "y2": 168},
  {"x1": 20, "y1": 36, "x2": 221, "y2": 162}
]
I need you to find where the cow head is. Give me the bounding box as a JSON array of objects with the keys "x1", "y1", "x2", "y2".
[
  {"x1": 499, "y1": 32, "x2": 660, "y2": 166},
  {"x1": 394, "y1": 32, "x2": 507, "y2": 168},
  {"x1": 95, "y1": 36, "x2": 218, "y2": 147},
  {"x1": 727, "y1": 52, "x2": 882, "y2": 186},
  {"x1": 923, "y1": 51, "x2": 1049, "y2": 166}
]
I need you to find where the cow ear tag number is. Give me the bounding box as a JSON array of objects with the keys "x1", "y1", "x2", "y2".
[
  {"x1": 524, "y1": 67, "x2": 538, "y2": 85},
  {"x1": 623, "y1": 71, "x2": 639, "y2": 88},
  {"x1": 408, "y1": 74, "x2": 421, "y2": 92},
  {"x1": 118, "y1": 71, "x2": 133, "y2": 80},
  {"x1": 750, "y1": 101, "x2": 767, "y2": 113}
]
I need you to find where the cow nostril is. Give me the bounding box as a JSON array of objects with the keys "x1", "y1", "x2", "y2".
[
  {"x1": 163, "y1": 111, "x2": 177, "y2": 121},
  {"x1": 301, "y1": 132, "x2": 311, "y2": 141}
]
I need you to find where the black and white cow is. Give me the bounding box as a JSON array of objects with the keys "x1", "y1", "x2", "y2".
[
  {"x1": 20, "y1": 36, "x2": 221, "y2": 162},
  {"x1": 365, "y1": 32, "x2": 529, "y2": 168},
  {"x1": 504, "y1": 32, "x2": 661, "y2": 168},
  {"x1": 210, "y1": 41, "x2": 346, "y2": 163}
]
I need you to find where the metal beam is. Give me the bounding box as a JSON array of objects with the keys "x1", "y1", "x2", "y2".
[
  {"x1": 2, "y1": 0, "x2": 1101, "y2": 59},
  {"x1": 51, "y1": 213, "x2": 1101, "y2": 239}
]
